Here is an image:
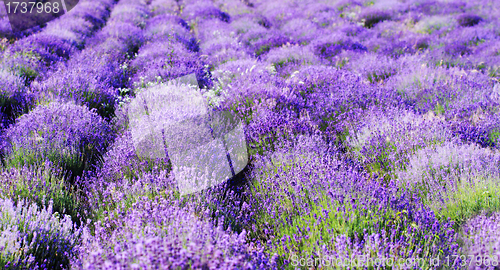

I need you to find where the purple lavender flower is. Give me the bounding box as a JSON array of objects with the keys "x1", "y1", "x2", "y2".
[
  {"x1": 144, "y1": 15, "x2": 192, "y2": 44},
  {"x1": 0, "y1": 161, "x2": 87, "y2": 226},
  {"x1": 0, "y1": 198, "x2": 79, "y2": 269},
  {"x1": 33, "y1": 0, "x2": 151, "y2": 120},
  {"x1": 305, "y1": 3, "x2": 342, "y2": 28},
  {"x1": 150, "y1": 0, "x2": 179, "y2": 16},
  {"x1": 0, "y1": 68, "x2": 35, "y2": 128},
  {"x1": 89, "y1": 21, "x2": 144, "y2": 53},
  {"x1": 409, "y1": 0, "x2": 465, "y2": 16},
  {"x1": 2, "y1": 101, "x2": 113, "y2": 180},
  {"x1": 255, "y1": 1, "x2": 302, "y2": 28},
  {"x1": 0, "y1": 0, "x2": 498, "y2": 267},
  {"x1": 93, "y1": 131, "x2": 171, "y2": 183},
  {"x1": 397, "y1": 142, "x2": 500, "y2": 202},
  {"x1": 347, "y1": 108, "x2": 454, "y2": 174},
  {"x1": 280, "y1": 18, "x2": 319, "y2": 44},
  {"x1": 0, "y1": 3, "x2": 12, "y2": 37},
  {"x1": 264, "y1": 45, "x2": 319, "y2": 77},
  {"x1": 130, "y1": 41, "x2": 202, "y2": 86},
  {"x1": 72, "y1": 196, "x2": 276, "y2": 269},
  {"x1": 12, "y1": 31, "x2": 78, "y2": 63},
  {"x1": 107, "y1": 2, "x2": 150, "y2": 26},
  {"x1": 65, "y1": 0, "x2": 114, "y2": 28},
  {"x1": 183, "y1": 0, "x2": 230, "y2": 23},
  {"x1": 461, "y1": 212, "x2": 500, "y2": 269},
  {"x1": 247, "y1": 134, "x2": 458, "y2": 268},
  {"x1": 36, "y1": 51, "x2": 122, "y2": 120},
  {"x1": 0, "y1": 0, "x2": 116, "y2": 89},
  {"x1": 311, "y1": 33, "x2": 367, "y2": 60},
  {"x1": 445, "y1": 42, "x2": 472, "y2": 57}
]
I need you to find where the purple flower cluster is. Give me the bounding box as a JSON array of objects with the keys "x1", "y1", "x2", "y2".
[
  {"x1": 128, "y1": 0, "x2": 204, "y2": 87},
  {"x1": 6, "y1": 0, "x2": 115, "y2": 68},
  {"x1": 0, "y1": 4, "x2": 12, "y2": 38},
  {"x1": 182, "y1": 0, "x2": 230, "y2": 23},
  {"x1": 245, "y1": 135, "x2": 458, "y2": 267},
  {"x1": 398, "y1": 142, "x2": 500, "y2": 202},
  {"x1": 73, "y1": 196, "x2": 275, "y2": 269},
  {"x1": 0, "y1": 68, "x2": 34, "y2": 129},
  {"x1": 0, "y1": 0, "x2": 116, "y2": 127},
  {"x1": 461, "y1": 212, "x2": 500, "y2": 269},
  {"x1": 0, "y1": 162, "x2": 85, "y2": 225},
  {"x1": 0, "y1": 198, "x2": 79, "y2": 269},
  {"x1": 1, "y1": 101, "x2": 112, "y2": 179},
  {"x1": 34, "y1": 0, "x2": 150, "y2": 119},
  {"x1": 193, "y1": 0, "x2": 500, "y2": 267}
]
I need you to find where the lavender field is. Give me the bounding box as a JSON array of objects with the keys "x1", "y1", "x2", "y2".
[{"x1": 0, "y1": 0, "x2": 500, "y2": 269}]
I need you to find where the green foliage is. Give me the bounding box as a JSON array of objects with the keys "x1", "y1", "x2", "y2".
[
  {"x1": 488, "y1": 66, "x2": 500, "y2": 79},
  {"x1": 335, "y1": 57, "x2": 349, "y2": 68},
  {"x1": 431, "y1": 177, "x2": 500, "y2": 231},
  {"x1": 5, "y1": 145, "x2": 94, "y2": 182},
  {"x1": 255, "y1": 44, "x2": 271, "y2": 57},
  {"x1": 4, "y1": 170, "x2": 85, "y2": 226},
  {"x1": 80, "y1": 90, "x2": 116, "y2": 120},
  {"x1": 434, "y1": 102, "x2": 445, "y2": 116},
  {"x1": 17, "y1": 65, "x2": 38, "y2": 86},
  {"x1": 367, "y1": 70, "x2": 394, "y2": 83}
]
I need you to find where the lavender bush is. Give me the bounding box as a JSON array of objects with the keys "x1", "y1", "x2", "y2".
[
  {"x1": 246, "y1": 135, "x2": 459, "y2": 268},
  {"x1": 0, "y1": 68, "x2": 35, "y2": 128},
  {"x1": 1, "y1": 102, "x2": 113, "y2": 180},
  {"x1": 0, "y1": 198, "x2": 79, "y2": 269},
  {"x1": 0, "y1": 162, "x2": 86, "y2": 226},
  {"x1": 33, "y1": 0, "x2": 150, "y2": 120}
]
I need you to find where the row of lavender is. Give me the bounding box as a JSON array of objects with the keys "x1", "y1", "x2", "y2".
[
  {"x1": 0, "y1": 4, "x2": 10, "y2": 37},
  {"x1": 0, "y1": 0, "x2": 116, "y2": 130},
  {"x1": 0, "y1": 0, "x2": 138, "y2": 268}
]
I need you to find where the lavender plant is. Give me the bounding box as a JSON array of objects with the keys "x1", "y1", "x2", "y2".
[
  {"x1": 0, "y1": 162, "x2": 87, "y2": 226},
  {"x1": 0, "y1": 198, "x2": 79, "y2": 269},
  {"x1": 0, "y1": 68, "x2": 35, "y2": 129},
  {"x1": 1, "y1": 102, "x2": 113, "y2": 180},
  {"x1": 347, "y1": 108, "x2": 453, "y2": 178},
  {"x1": 73, "y1": 196, "x2": 275, "y2": 269},
  {"x1": 460, "y1": 212, "x2": 500, "y2": 269},
  {"x1": 358, "y1": 8, "x2": 392, "y2": 28},
  {"x1": 34, "y1": 0, "x2": 151, "y2": 120}
]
